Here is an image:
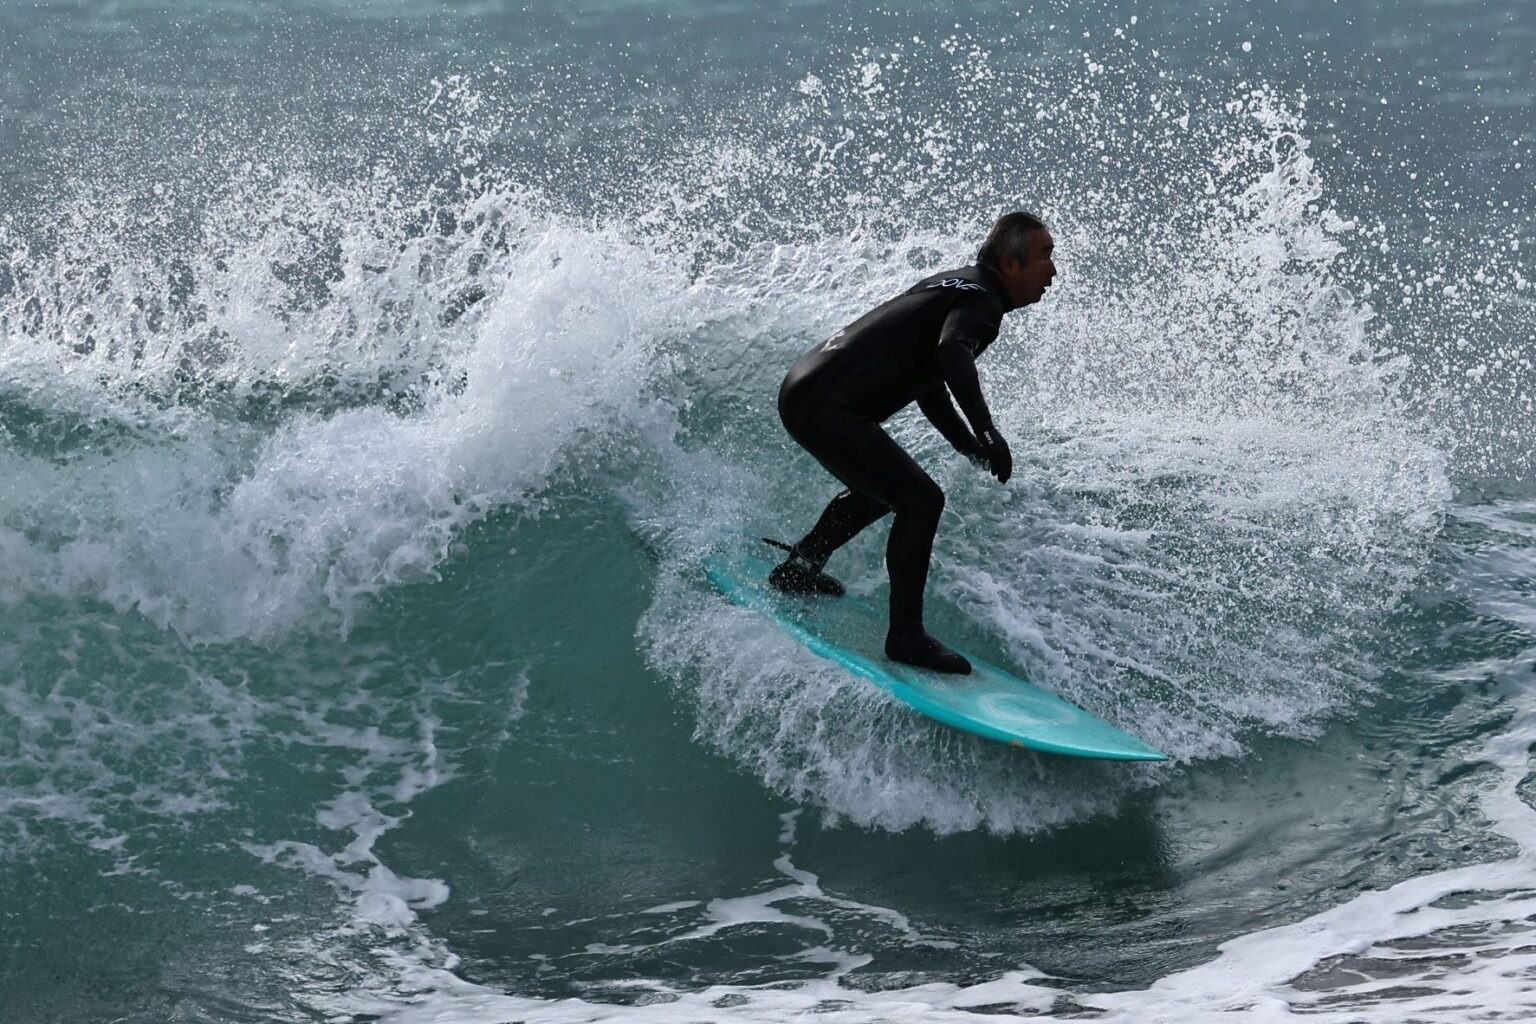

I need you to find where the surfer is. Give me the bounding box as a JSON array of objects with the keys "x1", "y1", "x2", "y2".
[{"x1": 769, "y1": 211, "x2": 1056, "y2": 675}]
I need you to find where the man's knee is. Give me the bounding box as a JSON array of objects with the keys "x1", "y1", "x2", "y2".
[{"x1": 900, "y1": 479, "x2": 945, "y2": 523}]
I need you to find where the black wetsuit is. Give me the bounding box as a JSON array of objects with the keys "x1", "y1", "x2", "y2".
[{"x1": 775, "y1": 265, "x2": 1012, "y2": 667}]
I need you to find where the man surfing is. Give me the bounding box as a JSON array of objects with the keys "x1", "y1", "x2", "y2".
[{"x1": 769, "y1": 211, "x2": 1056, "y2": 675}]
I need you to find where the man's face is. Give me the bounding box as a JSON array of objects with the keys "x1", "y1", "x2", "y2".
[{"x1": 997, "y1": 229, "x2": 1056, "y2": 308}]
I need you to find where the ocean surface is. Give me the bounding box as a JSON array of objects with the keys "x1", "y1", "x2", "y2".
[{"x1": 1, "y1": 1, "x2": 1533, "y2": 1020}]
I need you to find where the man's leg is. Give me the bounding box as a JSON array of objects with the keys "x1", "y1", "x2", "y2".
[
  {"x1": 769, "y1": 487, "x2": 885, "y2": 597},
  {"x1": 790, "y1": 422, "x2": 970, "y2": 675},
  {"x1": 795, "y1": 488, "x2": 889, "y2": 562}
]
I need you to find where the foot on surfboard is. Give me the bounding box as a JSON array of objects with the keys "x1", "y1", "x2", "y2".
[
  {"x1": 768, "y1": 555, "x2": 846, "y2": 597},
  {"x1": 885, "y1": 628, "x2": 972, "y2": 675},
  {"x1": 765, "y1": 539, "x2": 846, "y2": 597}
]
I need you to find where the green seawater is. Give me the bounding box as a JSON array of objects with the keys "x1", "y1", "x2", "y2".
[{"x1": 1, "y1": 2, "x2": 1533, "y2": 1021}]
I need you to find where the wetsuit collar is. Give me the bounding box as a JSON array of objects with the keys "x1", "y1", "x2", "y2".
[{"x1": 974, "y1": 263, "x2": 1014, "y2": 311}]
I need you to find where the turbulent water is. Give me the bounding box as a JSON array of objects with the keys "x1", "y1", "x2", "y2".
[{"x1": 1, "y1": 1, "x2": 1533, "y2": 1021}]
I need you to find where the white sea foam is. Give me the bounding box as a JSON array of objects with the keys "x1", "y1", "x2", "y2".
[
  {"x1": 0, "y1": 30, "x2": 1520, "y2": 1024},
  {"x1": 0, "y1": 198, "x2": 695, "y2": 642},
  {"x1": 631, "y1": 85, "x2": 1447, "y2": 835},
  {"x1": 244, "y1": 718, "x2": 457, "y2": 950}
]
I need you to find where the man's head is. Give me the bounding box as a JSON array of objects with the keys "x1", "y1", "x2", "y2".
[{"x1": 977, "y1": 211, "x2": 1056, "y2": 309}]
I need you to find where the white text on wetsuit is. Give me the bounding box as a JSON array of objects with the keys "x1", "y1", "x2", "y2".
[{"x1": 924, "y1": 279, "x2": 987, "y2": 293}]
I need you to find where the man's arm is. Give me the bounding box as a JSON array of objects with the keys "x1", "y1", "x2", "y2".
[
  {"x1": 935, "y1": 298, "x2": 1012, "y2": 482},
  {"x1": 916, "y1": 386, "x2": 981, "y2": 456},
  {"x1": 935, "y1": 340, "x2": 995, "y2": 436},
  {"x1": 934, "y1": 297, "x2": 1001, "y2": 434}
]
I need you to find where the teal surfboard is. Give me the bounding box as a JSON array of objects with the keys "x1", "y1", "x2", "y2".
[{"x1": 703, "y1": 548, "x2": 1167, "y2": 762}]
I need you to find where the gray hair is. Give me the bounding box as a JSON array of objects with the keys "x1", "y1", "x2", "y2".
[{"x1": 977, "y1": 211, "x2": 1047, "y2": 269}]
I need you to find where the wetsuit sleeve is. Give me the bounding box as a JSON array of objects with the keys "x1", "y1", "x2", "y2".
[
  {"x1": 916, "y1": 386, "x2": 979, "y2": 454},
  {"x1": 935, "y1": 297, "x2": 1004, "y2": 435},
  {"x1": 938, "y1": 295, "x2": 1002, "y2": 358}
]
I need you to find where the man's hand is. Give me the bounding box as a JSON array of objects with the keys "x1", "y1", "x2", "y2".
[
  {"x1": 953, "y1": 433, "x2": 985, "y2": 462},
  {"x1": 974, "y1": 426, "x2": 1012, "y2": 483}
]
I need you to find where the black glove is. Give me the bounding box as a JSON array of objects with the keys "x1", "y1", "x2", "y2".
[
  {"x1": 975, "y1": 426, "x2": 1012, "y2": 483},
  {"x1": 955, "y1": 434, "x2": 986, "y2": 463}
]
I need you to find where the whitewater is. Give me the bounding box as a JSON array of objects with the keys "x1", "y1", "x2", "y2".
[{"x1": 0, "y1": 2, "x2": 1532, "y2": 1021}]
